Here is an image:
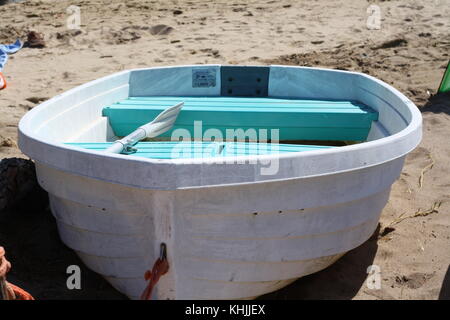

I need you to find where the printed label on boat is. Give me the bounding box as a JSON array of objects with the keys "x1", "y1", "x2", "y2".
[{"x1": 192, "y1": 68, "x2": 216, "y2": 88}]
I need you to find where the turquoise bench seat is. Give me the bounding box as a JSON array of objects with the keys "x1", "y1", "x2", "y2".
[
  {"x1": 102, "y1": 96, "x2": 379, "y2": 141},
  {"x1": 67, "y1": 141, "x2": 333, "y2": 159}
]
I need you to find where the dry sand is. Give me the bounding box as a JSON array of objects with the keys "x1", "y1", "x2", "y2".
[{"x1": 0, "y1": 0, "x2": 449, "y2": 299}]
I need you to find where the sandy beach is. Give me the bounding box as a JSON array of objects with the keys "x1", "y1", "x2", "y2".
[{"x1": 0, "y1": 0, "x2": 449, "y2": 299}]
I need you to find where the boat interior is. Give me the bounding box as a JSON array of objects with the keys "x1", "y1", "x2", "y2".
[
  {"x1": 39, "y1": 65, "x2": 414, "y2": 160},
  {"x1": 67, "y1": 95, "x2": 378, "y2": 159}
]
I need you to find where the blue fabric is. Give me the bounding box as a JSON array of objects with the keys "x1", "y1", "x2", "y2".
[{"x1": 0, "y1": 39, "x2": 22, "y2": 72}]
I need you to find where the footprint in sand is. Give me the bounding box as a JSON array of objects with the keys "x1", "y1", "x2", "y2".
[
  {"x1": 395, "y1": 273, "x2": 434, "y2": 289},
  {"x1": 149, "y1": 25, "x2": 174, "y2": 36}
]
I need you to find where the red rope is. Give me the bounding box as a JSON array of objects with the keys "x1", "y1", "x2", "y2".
[
  {"x1": 140, "y1": 244, "x2": 169, "y2": 300},
  {"x1": 0, "y1": 246, "x2": 34, "y2": 300}
]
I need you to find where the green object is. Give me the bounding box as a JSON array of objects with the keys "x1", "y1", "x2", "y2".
[
  {"x1": 102, "y1": 96, "x2": 378, "y2": 142},
  {"x1": 67, "y1": 141, "x2": 333, "y2": 159},
  {"x1": 438, "y1": 61, "x2": 450, "y2": 93}
]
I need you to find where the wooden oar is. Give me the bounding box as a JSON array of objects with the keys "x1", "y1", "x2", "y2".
[{"x1": 105, "y1": 102, "x2": 184, "y2": 154}]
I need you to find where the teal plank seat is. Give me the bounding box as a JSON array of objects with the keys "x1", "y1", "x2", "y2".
[
  {"x1": 67, "y1": 141, "x2": 333, "y2": 159},
  {"x1": 102, "y1": 96, "x2": 379, "y2": 142}
]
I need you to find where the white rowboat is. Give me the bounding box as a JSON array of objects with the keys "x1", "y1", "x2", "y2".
[{"x1": 18, "y1": 65, "x2": 422, "y2": 299}]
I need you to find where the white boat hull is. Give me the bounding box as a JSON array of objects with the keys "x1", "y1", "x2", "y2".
[{"x1": 38, "y1": 155, "x2": 401, "y2": 299}]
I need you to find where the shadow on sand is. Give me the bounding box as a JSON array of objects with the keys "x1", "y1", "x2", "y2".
[
  {"x1": 439, "y1": 265, "x2": 450, "y2": 300},
  {"x1": 421, "y1": 92, "x2": 450, "y2": 115},
  {"x1": 0, "y1": 205, "x2": 127, "y2": 300}
]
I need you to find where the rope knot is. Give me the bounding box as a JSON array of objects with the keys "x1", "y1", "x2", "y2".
[{"x1": 140, "y1": 243, "x2": 169, "y2": 300}]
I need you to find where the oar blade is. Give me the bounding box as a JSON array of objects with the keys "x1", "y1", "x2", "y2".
[{"x1": 105, "y1": 101, "x2": 184, "y2": 154}]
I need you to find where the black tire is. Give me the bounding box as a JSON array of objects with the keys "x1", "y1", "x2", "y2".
[{"x1": 0, "y1": 158, "x2": 47, "y2": 213}]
